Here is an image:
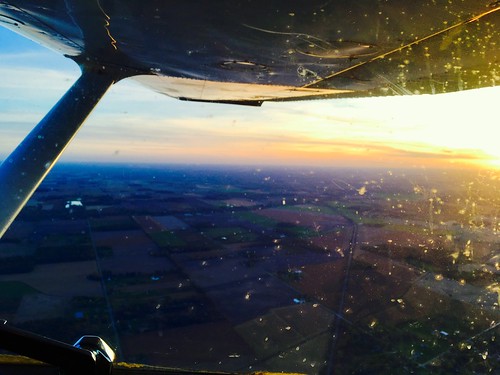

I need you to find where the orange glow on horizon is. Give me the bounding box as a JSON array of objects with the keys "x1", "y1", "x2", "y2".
[
  {"x1": 1, "y1": 23, "x2": 499, "y2": 171},
  {"x1": 67, "y1": 130, "x2": 498, "y2": 170},
  {"x1": 2, "y1": 66, "x2": 498, "y2": 170}
]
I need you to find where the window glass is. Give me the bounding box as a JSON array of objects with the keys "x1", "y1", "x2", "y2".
[{"x1": 0, "y1": 3, "x2": 499, "y2": 374}]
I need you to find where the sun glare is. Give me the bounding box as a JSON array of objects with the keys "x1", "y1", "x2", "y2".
[
  {"x1": 483, "y1": 156, "x2": 500, "y2": 169},
  {"x1": 257, "y1": 86, "x2": 497, "y2": 169}
]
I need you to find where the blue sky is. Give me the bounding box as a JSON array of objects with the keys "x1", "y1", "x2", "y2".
[{"x1": 1, "y1": 25, "x2": 499, "y2": 169}]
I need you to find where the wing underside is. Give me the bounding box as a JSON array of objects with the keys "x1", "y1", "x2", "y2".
[{"x1": 0, "y1": 0, "x2": 498, "y2": 103}]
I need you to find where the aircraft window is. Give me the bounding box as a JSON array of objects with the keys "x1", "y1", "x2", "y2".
[{"x1": 0, "y1": 3, "x2": 499, "y2": 375}]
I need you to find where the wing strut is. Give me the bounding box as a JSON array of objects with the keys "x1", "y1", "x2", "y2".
[{"x1": 0, "y1": 67, "x2": 116, "y2": 238}]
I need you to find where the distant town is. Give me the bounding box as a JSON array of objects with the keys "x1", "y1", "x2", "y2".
[{"x1": 0, "y1": 163, "x2": 498, "y2": 374}]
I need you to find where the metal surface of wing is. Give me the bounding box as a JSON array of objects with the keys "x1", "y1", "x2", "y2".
[{"x1": 1, "y1": 0, "x2": 498, "y2": 102}]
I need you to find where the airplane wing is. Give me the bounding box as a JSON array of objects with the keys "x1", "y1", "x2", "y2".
[
  {"x1": 0, "y1": 0, "x2": 499, "y2": 236},
  {"x1": 1, "y1": 1, "x2": 499, "y2": 102}
]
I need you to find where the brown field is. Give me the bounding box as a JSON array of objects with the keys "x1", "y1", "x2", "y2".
[
  {"x1": 293, "y1": 261, "x2": 349, "y2": 311},
  {"x1": 347, "y1": 251, "x2": 421, "y2": 322},
  {"x1": 358, "y1": 224, "x2": 433, "y2": 248},
  {"x1": 256, "y1": 208, "x2": 349, "y2": 229},
  {"x1": 119, "y1": 277, "x2": 192, "y2": 294},
  {"x1": 132, "y1": 216, "x2": 164, "y2": 233},
  {"x1": 92, "y1": 230, "x2": 174, "y2": 274},
  {"x1": 263, "y1": 331, "x2": 331, "y2": 374},
  {"x1": 15, "y1": 293, "x2": 67, "y2": 323},
  {"x1": 309, "y1": 229, "x2": 351, "y2": 253},
  {"x1": 0, "y1": 261, "x2": 101, "y2": 297},
  {"x1": 120, "y1": 321, "x2": 254, "y2": 369},
  {"x1": 236, "y1": 304, "x2": 334, "y2": 373},
  {"x1": 224, "y1": 198, "x2": 260, "y2": 207}
]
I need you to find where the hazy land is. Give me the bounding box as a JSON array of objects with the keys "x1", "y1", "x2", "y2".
[{"x1": 0, "y1": 164, "x2": 498, "y2": 374}]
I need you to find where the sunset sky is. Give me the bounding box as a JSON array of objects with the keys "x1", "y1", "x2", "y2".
[{"x1": 1, "y1": 26, "x2": 499, "y2": 169}]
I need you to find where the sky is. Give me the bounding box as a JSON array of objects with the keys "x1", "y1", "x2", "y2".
[{"x1": 0, "y1": 25, "x2": 499, "y2": 170}]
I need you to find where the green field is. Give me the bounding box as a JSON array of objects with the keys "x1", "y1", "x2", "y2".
[
  {"x1": 235, "y1": 211, "x2": 278, "y2": 227},
  {"x1": 0, "y1": 281, "x2": 39, "y2": 314},
  {"x1": 203, "y1": 226, "x2": 258, "y2": 243},
  {"x1": 149, "y1": 231, "x2": 186, "y2": 248},
  {"x1": 90, "y1": 216, "x2": 138, "y2": 231},
  {"x1": 276, "y1": 222, "x2": 318, "y2": 238}
]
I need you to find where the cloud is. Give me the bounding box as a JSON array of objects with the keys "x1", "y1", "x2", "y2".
[{"x1": 58, "y1": 108, "x2": 492, "y2": 168}]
